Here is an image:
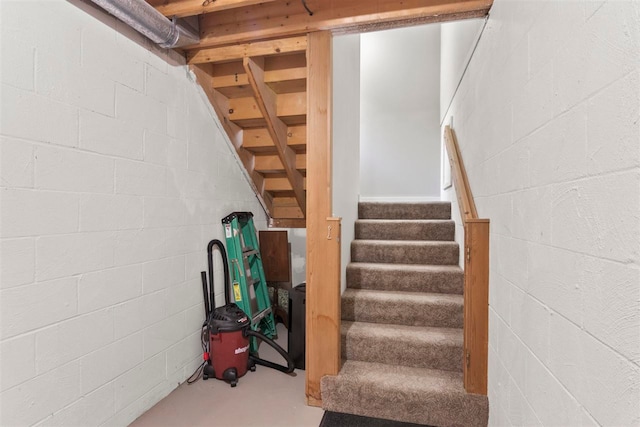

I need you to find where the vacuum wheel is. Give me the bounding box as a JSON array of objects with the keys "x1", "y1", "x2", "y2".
[{"x1": 223, "y1": 367, "x2": 238, "y2": 387}]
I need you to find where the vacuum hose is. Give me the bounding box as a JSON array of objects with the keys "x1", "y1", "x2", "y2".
[
  {"x1": 207, "y1": 239, "x2": 231, "y2": 309},
  {"x1": 245, "y1": 329, "x2": 295, "y2": 374}
]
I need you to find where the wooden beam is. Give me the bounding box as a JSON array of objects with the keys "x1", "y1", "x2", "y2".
[
  {"x1": 243, "y1": 56, "x2": 307, "y2": 216},
  {"x1": 269, "y1": 218, "x2": 306, "y2": 228},
  {"x1": 305, "y1": 31, "x2": 339, "y2": 407},
  {"x1": 265, "y1": 177, "x2": 292, "y2": 191},
  {"x1": 187, "y1": 36, "x2": 308, "y2": 65},
  {"x1": 286, "y1": 125, "x2": 307, "y2": 152},
  {"x1": 271, "y1": 196, "x2": 305, "y2": 218},
  {"x1": 227, "y1": 92, "x2": 307, "y2": 122},
  {"x1": 264, "y1": 177, "x2": 307, "y2": 191},
  {"x1": 272, "y1": 196, "x2": 298, "y2": 207},
  {"x1": 148, "y1": 0, "x2": 278, "y2": 18},
  {"x1": 213, "y1": 67, "x2": 307, "y2": 89},
  {"x1": 243, "y1": 125, "x2": 306, "y2": 153},
  {"x1": 255, "y1": 153, "x2": 306, "y2": 172},
  {"x1": 212, "y1": 73, "x2": 250, "y2": 89},
  {"x1": 273, "y1": 205, "x2": 304, "y2": 218},
  {"x1": 189, "y1": 0, "x2": 492, "y2": 49}
]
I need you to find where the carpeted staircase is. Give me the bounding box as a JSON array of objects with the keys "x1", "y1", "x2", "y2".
[{"x1": 321, "y1": 202, "x2": 489, "y2": 427}]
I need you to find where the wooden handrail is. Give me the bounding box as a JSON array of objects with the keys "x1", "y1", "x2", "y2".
[
  {"x1": 443, "y1": 125, "x2": 478, "y2": 222},
  {"x1": 443, "y1": 125, "x2": 489, "y2": 396}
]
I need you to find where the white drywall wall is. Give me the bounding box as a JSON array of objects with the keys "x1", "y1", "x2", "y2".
[
  {"x1": 0, "y1": 1, "x2": 266, "y2": 425},
  {"x1": 287, "y1": 228, "x2": 306, "y2": 287},
  {"x1": 441, "y1": 1, "x2": 640, "y2": 425},
  {"x1": 360, "y1": 25, "x2": 441, "y2": 201},
  {"x1": 333, "y1": 34, "x2": 361, "y2": 292}
]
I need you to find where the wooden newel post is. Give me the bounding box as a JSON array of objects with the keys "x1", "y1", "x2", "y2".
[
  {"x1": 305, "y1": 31, "x2": 340, "y2": 406},
  {"x1": 463, "y1": 219, "x2": 489, "y2": 395}
]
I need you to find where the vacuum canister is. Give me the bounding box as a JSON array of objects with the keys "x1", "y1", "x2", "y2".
[{"x1": 208, "y1": 303, "x2": 251, "y2": 383}]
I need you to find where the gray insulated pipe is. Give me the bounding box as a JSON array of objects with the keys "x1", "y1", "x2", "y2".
[{"x1": 90, "y1": 0, "x2": 199, "y2": 48}]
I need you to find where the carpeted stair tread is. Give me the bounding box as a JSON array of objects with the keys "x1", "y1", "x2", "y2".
[
  {"x1": 347, "y1": 263, "x2": 464, "y2": 294},
  {"x1": 355, "y1": 219, "x2": 455, "y2": 241},
  {"x1": 342, "y1": 289, "x2": 463, "y2": 328},
  {"x1": 359, "y1": 202, "x2": 451, "y2": 220},
  {"x1": 352, "y1": 240, "x2": 459, "y2": 265},
  {"x1": 321, "y1": 360, "x2": 489, "y2": 427},
  {"x1": 342, "y1": 321, "x2": 463, "y2": 372}
]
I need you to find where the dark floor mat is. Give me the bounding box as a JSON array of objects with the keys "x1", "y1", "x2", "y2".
[{"x1": 319, "y1": 411, "x2": 433, "y2": 427}]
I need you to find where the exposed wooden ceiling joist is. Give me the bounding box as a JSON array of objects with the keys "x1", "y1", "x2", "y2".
[
  {"x1": 185, "y1": 0, "x2": 492, "y2": 49},
  {"x1": 187, "y1": 36, "x2": 307, "y2": 65},
  {"x1": 146, "y1": 0, "x2": 278, "y2": 18}
]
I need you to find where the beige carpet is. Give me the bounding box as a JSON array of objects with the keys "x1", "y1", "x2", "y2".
[{"x1": 321, "y1": 202, "x2": 488, "y2": 427}]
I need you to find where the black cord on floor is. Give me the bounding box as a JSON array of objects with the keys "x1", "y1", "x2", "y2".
[
  {"x1": 187, "y1": 322, "x2": 209, "y2": 384},
  {"x1": 187, "y1": 362, "x2": 206, "y2": 384}
]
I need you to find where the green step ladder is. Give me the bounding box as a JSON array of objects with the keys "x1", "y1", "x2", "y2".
[{"x1": 222, "y1": 212, "x2": 277, "y2": 353}]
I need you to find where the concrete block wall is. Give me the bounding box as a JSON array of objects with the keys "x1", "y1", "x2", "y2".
[
  {"x1": 441, "y1": 0, "x2": 639, "y2": 425},
  {"x1": 0, "y1": 1, "x2": 265, "y2": 425}
]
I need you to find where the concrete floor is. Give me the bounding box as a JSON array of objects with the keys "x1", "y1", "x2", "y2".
[{"x1": 130, "y1": 324, "x2": 324, "y2": 427}]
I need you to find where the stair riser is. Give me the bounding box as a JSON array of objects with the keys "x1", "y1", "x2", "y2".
[
  {"x1": 342, "y1": 296, "x2": 463, "y2": 328},
  {"x1": 342, "y1": 333, "x2": 463, "y2": 372},
  {"x1": 346, "y1": 265, "x2": 464, "y2": 294},
  {"x1": 355, "y1": 221, "x2": 455, "y2": 241},
  {"x1": 351, "y1": 243, "x2": 459, "y2": 265},
  {"x1": 358, "y1": 203, "x2": 451, "y2": 220},
  {"x1": 321, "y1": 376, "x2": 489, "y2": 427}
]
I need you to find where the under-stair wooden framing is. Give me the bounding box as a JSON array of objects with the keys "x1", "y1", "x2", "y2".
[
  {"x1": 189, "y1": 39, "x2": 309, "y2": 228},
  {"x1": 153, "y1": 0, "x2": 493, "y2": 406},
  {"x1": 443, "y1": 125, "x2": 490, "y2": 395}
]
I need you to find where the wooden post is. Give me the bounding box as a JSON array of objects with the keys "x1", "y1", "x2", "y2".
[
  {"x1": 463, "y1": 219, "x2": 489, "y2": 395},
  {"x1": 305, "y1": 31, "x2": 340, "y2": 406}
]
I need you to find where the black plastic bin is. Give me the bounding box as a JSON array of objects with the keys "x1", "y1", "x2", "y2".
[{"x1": 288, "y1": 283, "x2": 306, "y2": 370}]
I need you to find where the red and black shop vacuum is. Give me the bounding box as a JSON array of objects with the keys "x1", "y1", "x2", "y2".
[{"x1": 190, "y1": 239, "x2": 294, "y2": 387}]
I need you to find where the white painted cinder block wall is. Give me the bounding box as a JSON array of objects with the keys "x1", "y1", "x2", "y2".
[
  {"x1": 440, "y1": 18, "x2": 485, "y2": 267},
  {"x1": 441, "y1": 1, "x2": 640, "y2": 425},
  {"x1": 0, "y1": 1, "x2": 266, "y2": 425}
]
